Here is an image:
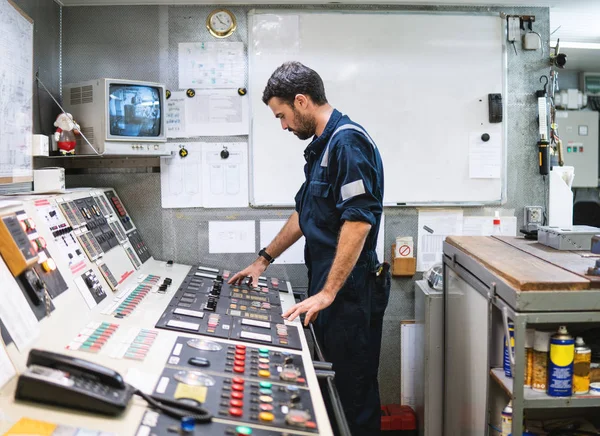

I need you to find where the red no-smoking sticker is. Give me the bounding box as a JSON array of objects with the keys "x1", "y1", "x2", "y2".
[{"x1": 399, "y1": 245, "x2": 411, "y2": 256}]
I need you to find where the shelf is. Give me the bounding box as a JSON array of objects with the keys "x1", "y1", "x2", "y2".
[
  {"x1": 491, "y1": 368, "x2": 600, "y2": 409},
  {"x1": 33, "y1": 156, "x2": 161, "y2": 170}
]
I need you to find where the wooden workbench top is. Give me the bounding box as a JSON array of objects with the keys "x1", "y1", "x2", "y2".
[{"x1": 446, "y1": 236, "x2": 600, "y2": 291}]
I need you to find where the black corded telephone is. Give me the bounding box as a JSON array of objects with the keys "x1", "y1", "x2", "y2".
[
  {"x1": 16, "y1": 349, "x2": 213, "y2": 421},
  {"x1": 16, "y1": 348, "x2": 135, "y2": 415}
]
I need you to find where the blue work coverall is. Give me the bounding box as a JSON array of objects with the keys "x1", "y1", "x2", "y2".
[{"x1": 295, "y1": 109, "x2": 391, "y2": 436}]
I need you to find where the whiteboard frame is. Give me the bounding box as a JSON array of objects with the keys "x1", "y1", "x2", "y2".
[{"x1": 247, "y1": 9, "x2": 509, "y2": 208}]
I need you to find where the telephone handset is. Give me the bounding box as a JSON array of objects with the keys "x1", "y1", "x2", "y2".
[
  {"x1": 16, "y1": 349, "x2": 213, "y2": 421},
  {"x1": 16, "y1": 348, "x2": 135, "y2": 415}
]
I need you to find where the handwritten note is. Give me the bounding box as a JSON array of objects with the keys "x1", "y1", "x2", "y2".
[{"x1": 166, "y1": 92, "x2": 186, "y2": 138}]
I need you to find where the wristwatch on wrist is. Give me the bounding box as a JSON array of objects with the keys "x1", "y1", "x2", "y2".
[{"x1": 258, "y1": 248, "x2": 275, "y2": 264}]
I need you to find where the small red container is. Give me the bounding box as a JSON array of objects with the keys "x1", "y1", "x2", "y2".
[{"x1": 381, "y1": 404, "x2": 417, "y2": 435}]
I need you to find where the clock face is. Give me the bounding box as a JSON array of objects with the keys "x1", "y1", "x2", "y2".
[{"x1": 207, "y1": 9, "x2": 236, "y2": 38}]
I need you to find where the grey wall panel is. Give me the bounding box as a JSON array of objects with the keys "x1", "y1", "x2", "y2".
[
  {"x1": 63, "y1": 4, "x2": 550, "y2": 406},
  {"x1": 12, "y1": 0, "x2": 61, "y2": 137}
]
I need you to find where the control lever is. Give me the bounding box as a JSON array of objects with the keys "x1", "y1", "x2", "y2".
[
  {"x1": 312, "y1": 361, "x2": 333, "y2": 371},
  {"x1": 314, "y1": 369, "x2": 336, "y2": 380},
  {"x1": 21, "y1": 269, "x2": 45, "y2": 306}
]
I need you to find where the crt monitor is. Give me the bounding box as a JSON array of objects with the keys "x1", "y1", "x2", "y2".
[{"x1": 62, "y1": 78, "x2": 168, "y2": 156}]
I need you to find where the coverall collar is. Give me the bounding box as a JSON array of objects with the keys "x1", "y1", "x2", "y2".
[{"x1": 303, "y1": 109, "x2": 343, "y2": 161}]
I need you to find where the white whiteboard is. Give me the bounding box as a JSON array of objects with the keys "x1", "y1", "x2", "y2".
[
  {"x1": 0, "y1": 0, "x2": 33, "y2": 185},
  {"x1": 248, "y1": 11, "x2": 506, "y2": 206}
]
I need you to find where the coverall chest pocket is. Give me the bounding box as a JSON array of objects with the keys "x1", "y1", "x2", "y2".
[{"x1": 308, "y1": 180, "x2": 336, "y2": 227}]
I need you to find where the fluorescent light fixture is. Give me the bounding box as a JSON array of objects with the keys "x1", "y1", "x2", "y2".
[{"x1": 551, "y1": 41, "x2": 600, "y2": 50}]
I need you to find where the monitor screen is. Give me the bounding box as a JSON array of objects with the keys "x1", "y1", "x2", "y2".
[{"x1": 108, "y1": 84, "x2": 162, "y2": 137}]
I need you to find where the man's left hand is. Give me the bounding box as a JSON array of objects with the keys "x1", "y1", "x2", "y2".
[{"x1": 283, "y1": 291, "x2": 335, "y2": 326}]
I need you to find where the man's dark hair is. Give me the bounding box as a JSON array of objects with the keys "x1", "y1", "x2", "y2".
[{"x1": 262, "y1": 61, "x2": 328, "y2": 107}]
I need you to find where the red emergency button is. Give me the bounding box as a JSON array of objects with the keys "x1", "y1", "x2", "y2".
[
  {"x1": 232, "y1": 377, "x2": 244, "y2": 384},
  {"x1": 234, "y1": 365, "x2": 245, "y2": 373},
  {"x1": 231, "y1": 391, "x2": 244, "y2": 400},
  {"x1": 235, "y1": 345, "x2": 246, "y2": 351},
  {"x1": 232, "y1": 383, "x2": 244, "y2": 392},
  {"x1": 230, "y1": 399, "x2": 244, "y2": 408},
  {"x1": 229, "y1": 407, "x2": 243, "y2": 417}
]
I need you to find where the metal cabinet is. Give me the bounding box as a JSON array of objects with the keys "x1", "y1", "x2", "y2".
[
  {"x1": 415, "y1": 280, "x2": 443, "y2": 436},
  {"x1": 443, "y1": 236, "x2": 600, "y2": 436}
]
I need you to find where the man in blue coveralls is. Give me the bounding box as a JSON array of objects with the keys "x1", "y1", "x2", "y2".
[{"x1": 229, "y1": 61, "x2": 390, "y2": 436}]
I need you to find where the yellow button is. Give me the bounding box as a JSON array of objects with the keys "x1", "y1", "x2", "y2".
[
  {"x1": 42, "y1": 258, "x2": 57, "y2": 272},
  {"x1": 258, "y1": 370, "x2": 271, "y2": 378},
  {"x1": 259, "y1": 412, "x2": 274, "y2": 422}
]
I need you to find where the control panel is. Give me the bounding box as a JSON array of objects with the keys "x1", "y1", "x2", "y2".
[
  {"x1": 127, "y1": 229, "x2": 151, "y2": 264},
  {"x1": 137, "y1": 336, "x2": 318, "y2": 435},
  {"x1": 74, "y1": 197, "x2": 118, "y2": 252},
  {"x1": 80, "y1": 269, "x2": 107, "y2": 305},
  {"x1": 105, "y1": 189, "x2": 133, "y2": 232},
  {"x1": 35, "y1": 199, "x2": 87, "y2": 275},
  {"x1": 166, "y1": 337, "x2": 308, "y2": 387},
  {"x1": 0, "y1": 188, "x2": 332, "y2": 436},
  {"x1": 155, "y1": 265, "x2": 300, "y2": 350}
]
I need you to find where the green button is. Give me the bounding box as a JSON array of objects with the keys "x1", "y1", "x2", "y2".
[
  {"x1": 259, "y1": 388, "x2": 273, "y2": 395},
  {"x1": 258, "y1": 348, "x2": 269, "y2": 353},
  {"x1": 235, "y1": 426, "x2": 252, "y2": 435},
  {"x1": 259, "y1": 381, "x2": 272, "y2": 389}
]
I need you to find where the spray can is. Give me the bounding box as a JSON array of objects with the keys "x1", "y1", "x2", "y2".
[
  {"x1": 532, "y1": 330, "x2": 551, "y2": 392},
  {"x1": 573, "y1": 337, "x2": 592, "y2": 395},
  {"x1": 504, "y1": 322, "x2": 515, "y2": 377},
  {"x1": 501, "y1": 400, "x2": 512, "y2": 436},
  {"x1": 525, "y1": 329, "x2": 535, "y2": 388},
  {"x1": 548, "y1": 326, "x2": 575, "y2": 397}
]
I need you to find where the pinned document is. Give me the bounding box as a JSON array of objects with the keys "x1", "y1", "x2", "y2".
[
  {"x1": 549, "y1": 166, "x2": 574, "y2": 228},
  {"x1": 209, "y1": 221, "x2": 255, "y2": 254},
  {"x1": 201, "y1": 143, "x2": 249, "y2": 208},
  {"x1": 469, "y1": 132, "x2": 501, "y2": 179},
  {"x1": 160, "y1": 143, "x2": 202, "y2": 209},
  {"x1": 178, "y1": 42, "x2": 245, "y2": 89},
  {"x1": 417, "y1": 209, "x2": 463, "y2": 272}
]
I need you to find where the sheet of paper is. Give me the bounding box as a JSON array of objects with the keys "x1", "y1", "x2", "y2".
[
  {"x1": 417, "y1": 209, "x2": 463, "y2": 272},
  {"x1": 462, "y1": 216, "x2": 517, "y2": 236},
  {"x1": 0, "y1": 257, "x2": 40, "y2": 350},
  {"x1": 179, "y1": 42, "x2": 245, "y2": 89},
  {"x1": 165, "y1": 91, "x2": 186, "y2": 138},
  {"x1": 202, "y1": 143, "x2": 248, "y2": 208},
  {"x1": 186, "y1": 89, "x2": 249, "y2": 136},
  {"x1": 376, "y1": 213, "x2": 385, "y2": 263},
  {"x1": 260, "y1": 220, "x2": 305, "y2": 264},
  {"x1": 0, "y1": 0, "x2": 33, "y2": 182},
  {"x1": 160, "y1": 143, "x2": 202, "y2": 209},
  {"x1": 209, "y1": 221, "x2": 255, "y2": 254},
  {"x1": 0, "y1": 336, "x2": 16, "y2": 390},
  {"x1": 469, "y1": 132, "x2": 501, "y2": 179}
]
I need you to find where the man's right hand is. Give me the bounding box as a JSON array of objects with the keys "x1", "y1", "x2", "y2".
[{"x1": 228, "y1": 258, "x2": 269, "y2": 287}]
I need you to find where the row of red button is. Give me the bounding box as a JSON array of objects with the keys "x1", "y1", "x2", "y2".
[
  {"x1": 228, "y1": 352, "x2": 246, "y2": 417},
  {"x1": 233, "y1": 344, "x2": 246, "y2": 373},
  {"x1": 111, "y1": 197, "x2": 127, "y2": 217}
]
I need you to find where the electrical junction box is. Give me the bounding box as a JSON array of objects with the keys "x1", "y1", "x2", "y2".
[
  {"x1": 538, "y1": 225, "x2": 600, "y2": 250},
  {"x1": 555, "y1": 110, "x2": 599, "y2": 187}
]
